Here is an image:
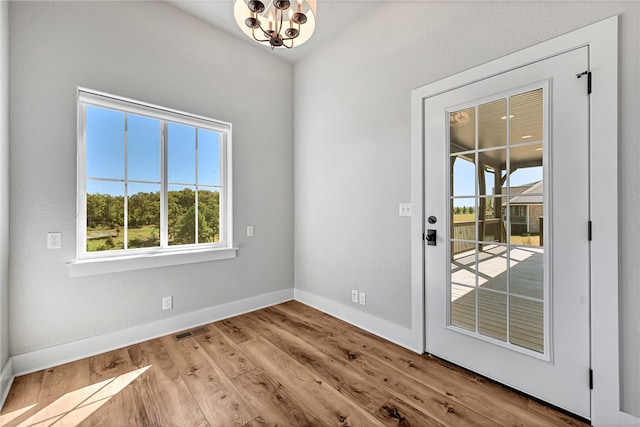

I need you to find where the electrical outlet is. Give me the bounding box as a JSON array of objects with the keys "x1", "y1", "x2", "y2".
[
  {"x1": 47, "y1": 232, "x2": 62, "y2": 249},
  {"x1": 247, "y1": 225, "x2": 254, "y2": 237},
  {"x1": 162, "y1": 296, "x2": 173, "y2": 310},
  {"x1": 351, "y1": 290, "x2": 359, "y2": 303},
  {"x1": 359, "y1": 292, "x2": 366, "y2": 306}
]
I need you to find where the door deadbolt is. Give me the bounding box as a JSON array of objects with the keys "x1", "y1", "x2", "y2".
[{"x1": 426, "y1": 229, "x2": 437, "y2": 246}]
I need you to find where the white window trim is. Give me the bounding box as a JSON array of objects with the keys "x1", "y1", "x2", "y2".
[
  {"x1": 68, "y1": 88, "x2": 236, "y2": 276},
  {"x1": 68, "y1": 247, "x2": 237, "y2": 277}
]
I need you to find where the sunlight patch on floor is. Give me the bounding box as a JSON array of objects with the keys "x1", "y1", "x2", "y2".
[{"x1": 4, "y1": 365, "x2": 151, "y2": 427}]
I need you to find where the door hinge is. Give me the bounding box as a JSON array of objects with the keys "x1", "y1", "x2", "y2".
[
  {"x1": 589, "y1": 369, "x2": 594, "y2": 389},
  {"x1": 588, "y1": 221, "x2": 593, "y2": 241},
  {"x1": 576, "y1": 71, "x2": 592, "y2": 95}
]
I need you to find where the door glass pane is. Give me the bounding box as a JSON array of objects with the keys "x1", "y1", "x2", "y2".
[
  {"x1": 448, "y1": 86, "x2": 546, "y2": 355},
  {"x1": 451, "y1": 248, "x2": 476, "y2": 287},
  {"x1": 481, "y1": 167, "x2": 497, "y2": 196},
  {"x1": 479, "y1": 198, "x2": 503, "y2": 243},
  {"x1": 510, "y1": 296, "x2": 544, "y2": 352},
  {"x1": 510, "y1": 89, "x2": 543, "y2": 144},
  {"x1": 478, "y1": 244, "x2": 508, "y2": 292},
  {"x1": 478, "y1": 149, "x2": 507, "y2": 189},
  {"x1": 451, "y1": 284, "x2": 476, "y2": 331},
  {"x1": 509, "y1": 246, "x2": 544, "y2": 299},
  {"x1": 508, "y1": 143, "x2": 543, "y2": 189},
  {"x1": 478, "y1": 289, "x2": 507, "y2": 341},
  {"x1": 508, "y1": 202, "x2": 543, "y2": 247},
  {"x1": 452, "y1": 196, "x2": 476, "y2": 232},
  {"x1": 449, "y1": 107, "x2": 475, "y2": 153},
  {"x1": 452, "y1": 197, "x2": 476, "y2": 258},
  {"x1": 451, "y1": 155, "x2": 476, "y2": 197},
  {"x1": 478, "y1": 98, "x2": 507, "y2": 150}
]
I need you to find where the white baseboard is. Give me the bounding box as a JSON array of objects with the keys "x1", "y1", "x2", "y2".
[
  {"x1": 11, "y1": 288, "x2": 293, "y2": 376},
  {"x1": 293, "y1": 288, "x2": 422, "y2": 354},
  {"x1": 5, "y1": 287, "x2": 639, "y2": 426},
  {"x1": 0, "y1": 357, "x2": 13, "y2": 410}
]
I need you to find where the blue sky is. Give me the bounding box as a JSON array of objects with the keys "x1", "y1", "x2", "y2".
[
  {"x1": 86, "y1": 106, "x2": 220, "y2": 195},
  {"x1": 452, "y1": 157, "x2": 542, "y2": 207}
]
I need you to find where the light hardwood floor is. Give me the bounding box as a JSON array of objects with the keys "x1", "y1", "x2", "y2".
[{"x1": 1, "y1": 301, "x2": 589, "y2": 426}]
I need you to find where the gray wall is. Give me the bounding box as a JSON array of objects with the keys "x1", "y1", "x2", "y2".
[
  {"x1": 6, "y1": 0, "x2": 640, "y2": 418},
  {"x1": 1, "y1": 0, "x2": 9, "y2": 374},
  {"x1": 294, "y1": 1, "x2": 639, "y2": 416},
  {"x1": 8, "y1": 1, "x2": 293, "y2": 354}
]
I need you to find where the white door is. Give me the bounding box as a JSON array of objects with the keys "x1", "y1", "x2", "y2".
[{"x1": 424, "y1": 47, "x2": 591, "y2": 418}]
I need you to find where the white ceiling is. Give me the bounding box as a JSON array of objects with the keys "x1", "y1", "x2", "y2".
[{"x1": 165, "y1": 0, "x2": 372, "y2": 63}]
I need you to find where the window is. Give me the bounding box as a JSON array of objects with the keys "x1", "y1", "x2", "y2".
[
  {"x1": 510, "y1": 205, "x2": 527, "y2": 218},
  {"x1": 76, "y1": 89, "x2": 234, "y2": 267}
]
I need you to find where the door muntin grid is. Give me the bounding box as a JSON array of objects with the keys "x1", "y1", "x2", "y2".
[{"x1": 446, "y1": 84, "x2": 549, "y2": 359}]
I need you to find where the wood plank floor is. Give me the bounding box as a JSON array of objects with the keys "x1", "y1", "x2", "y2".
[{"x1": 0, "y1": 301, "x2": 589, "y2": 426}]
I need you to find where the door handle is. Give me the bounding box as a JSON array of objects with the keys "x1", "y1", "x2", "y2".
[{"x1": 426, "y1": 229, "x2": 437, "y2": 246}]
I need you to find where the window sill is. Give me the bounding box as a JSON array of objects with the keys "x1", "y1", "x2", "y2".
[{"x1": 67, "y1": 247, "x2": 238, "y2": 277}]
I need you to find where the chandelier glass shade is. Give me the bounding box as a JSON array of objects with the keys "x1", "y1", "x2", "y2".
[{"x1": 233, "y1": 0, "x2": 317, "y2": 49}]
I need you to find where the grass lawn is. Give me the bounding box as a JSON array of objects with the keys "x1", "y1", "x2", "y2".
[
  {"x1": 509, "y1": 235, "x2": 541, "y2": 246},
  {"x1": 453, "y1": 214, "x2": 476, "y2": 222},
  {"x1": 87, "y1": 225, "x2": 158, "y2": 251}
]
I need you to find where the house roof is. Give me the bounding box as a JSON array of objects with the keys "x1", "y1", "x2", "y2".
[{"x1": 505, "y1": 180, "x2": 543, "y2": 205}]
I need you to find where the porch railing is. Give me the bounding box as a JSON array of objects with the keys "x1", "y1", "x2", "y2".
[{"x1": 452, "y1": 218, "x2": 503, "y2": 256}]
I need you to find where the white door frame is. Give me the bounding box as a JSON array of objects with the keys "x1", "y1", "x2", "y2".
[{"x1": 410, "y1": 16, "x2": 621, "y2": 425}]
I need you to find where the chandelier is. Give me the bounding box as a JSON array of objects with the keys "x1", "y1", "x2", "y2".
[{"x1": 233, "y1": 0, "x2": 317, "y2": 50}]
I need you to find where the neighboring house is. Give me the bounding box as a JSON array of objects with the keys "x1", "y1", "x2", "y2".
[{"x1": 503, "y1": 180, "x2": 543, "y2": 235}]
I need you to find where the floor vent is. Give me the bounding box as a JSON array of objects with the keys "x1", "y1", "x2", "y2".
[{"x1": 175, "y1": 326, "x2": 209, "y2": 341}]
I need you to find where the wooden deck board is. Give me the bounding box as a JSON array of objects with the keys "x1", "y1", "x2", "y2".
[{"x1": 451, "y1": 245, "x2": 545, "y2": 352}]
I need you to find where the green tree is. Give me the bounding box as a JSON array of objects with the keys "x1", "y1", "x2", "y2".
[
  {"x1": 128, "y1": 191, "x2": 160, "y2": 228},
  {"x1": 198, "y1": 190, "x2": 220, "y2": 242},
  {"x1": 86, "y1": 193, "x2": 124, "y2": 228},
  {"x1": 86, "y1": 193, "x2": 105, "y2": 228},
  {"x1": 175, "y1": 205, "x2": 198, "y2": 244},
  {"x1": 172, "y1": 190, "x2": 220, "y2": 245},
  {"x1": 168, "y1": 188, "x2": 195, "y2": 242}
]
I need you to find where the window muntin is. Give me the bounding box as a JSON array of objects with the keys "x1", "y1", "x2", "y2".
[{"x1": 78, "y1": 89, "x2": 232, "y2": 260}]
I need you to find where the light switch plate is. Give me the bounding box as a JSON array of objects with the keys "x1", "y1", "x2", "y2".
[{"x1": 399, "y1": 203, "x2": 412, "y2": 217}]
